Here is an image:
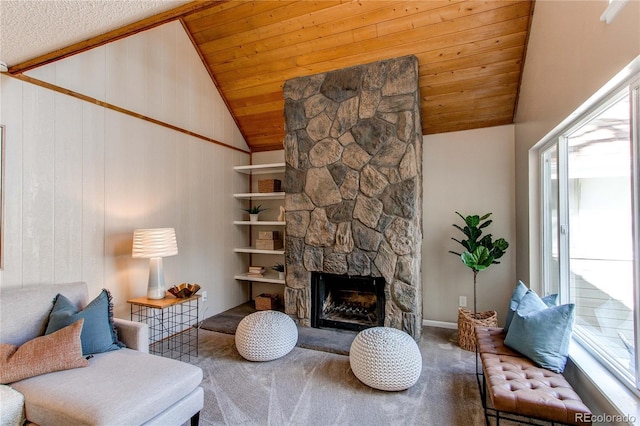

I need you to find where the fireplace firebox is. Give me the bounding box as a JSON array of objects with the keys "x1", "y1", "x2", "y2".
[{"x1": 311, "y1": 273, "x2": 385, "y2": 332}]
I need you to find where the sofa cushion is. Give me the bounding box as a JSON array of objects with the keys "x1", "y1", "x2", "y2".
[
  {"x1": 0, "y1": 320, "x2": 88, "y2": 384},
  {"x1": 11, "y1": 348, "x2": 203, "y2": 426},
  {"x1": 0, "y1": 282, "x2": 87, "y2": 347},
  {"x1": 46, "y1": 289, "x2": 124, "y2": 355}
]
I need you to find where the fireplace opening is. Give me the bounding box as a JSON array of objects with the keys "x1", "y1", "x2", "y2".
[{"x1": 311, "y1": 272, "x2": 385, "y2": 332}]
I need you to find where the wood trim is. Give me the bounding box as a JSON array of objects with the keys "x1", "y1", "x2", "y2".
[
  {"x1": 9, "y1": 73, "x2": 250, "y2": 154},
  {"x1": 511, "y1": 0, "x2": 536, "y2": 121},
  {"x1": 250, "y1": 143, "x2": 285, "y2": 153},
  {"x1": 179, "y1": 17, "x2": 252, "y2": 152},
  {"x1": 7, "y1": 1, "x2": 224, "y2": 75}
]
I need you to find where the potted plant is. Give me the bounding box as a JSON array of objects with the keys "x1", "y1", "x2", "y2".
[
  {"x1": 450, "y1": 212, "x2": 509, "y2": 350},
  {"x1": 242, "y1": 205, "x2": 267, "y2": 222},
  {"x1": 271, "y1": 263, "x2": 285, "y2": 280}
]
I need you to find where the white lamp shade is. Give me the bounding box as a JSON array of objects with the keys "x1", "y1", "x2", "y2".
[{"x1": 132, "y1": 228, "x2": 178, "y2": 258}]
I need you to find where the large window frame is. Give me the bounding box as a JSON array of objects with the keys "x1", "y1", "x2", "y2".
[{"x1": 538, "y1": 57, "x2": 640, "y2": 392}]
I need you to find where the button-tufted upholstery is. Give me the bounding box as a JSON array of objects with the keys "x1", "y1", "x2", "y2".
[
  {"x1": 475, "y1": 326, "x2": 591, "y2": 426},
  {"x1": 475, "y1": 326, "x2": 523, "y2": 357}
]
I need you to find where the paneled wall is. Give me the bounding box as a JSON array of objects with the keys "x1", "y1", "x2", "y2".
[{"x1": 0, "y1": 21, "x2": 250, "y2": 319}]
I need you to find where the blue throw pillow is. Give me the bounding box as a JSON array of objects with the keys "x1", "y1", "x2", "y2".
[
  {"x1": 46, "y1": 289, "x2": 124, "y2": 355},
  {"x1": 504, "y1": 281, "x2": 528, "y2": 331},
  {"x1": 542, "y1": 293, "x2": 559, "y2": 307},
  {"x1": 504, "y1": 291, "x2": 575, "y2": 373}
]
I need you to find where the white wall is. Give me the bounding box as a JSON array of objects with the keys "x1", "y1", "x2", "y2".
[
  {"x1": 422, "y1": 125, "x2": 516, "y2": 325},
  {"x1": 0, "y1": 21, "x2": 251, "y2": 320},
  {"x1": 514, "y1": 0, "x2": 640, "y2": 289}
]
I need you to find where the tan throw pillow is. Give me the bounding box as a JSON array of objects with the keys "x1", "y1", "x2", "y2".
[{"x1": 0, "y1": 319, "x2": 89, "y2": 384}]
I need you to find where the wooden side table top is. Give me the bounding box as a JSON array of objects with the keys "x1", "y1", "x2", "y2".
[{"x1": 127, "y1": 293, "x2": 201, "y2": 309}]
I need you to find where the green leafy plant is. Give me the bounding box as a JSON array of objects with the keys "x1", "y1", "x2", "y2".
[
  {"x1": 450, "y1": 212, "x2": 509, "y2": 318},
  {"x1": 242, "y1": 205, "x2": 267, "y2": 214},
  {"x1": 271, "y1": 263, "x2": 285, "y2": 272}
]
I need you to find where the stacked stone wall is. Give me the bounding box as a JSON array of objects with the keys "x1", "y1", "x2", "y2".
[{"x1": 282, "y1": 55, "x2": 423, "y2": 339}]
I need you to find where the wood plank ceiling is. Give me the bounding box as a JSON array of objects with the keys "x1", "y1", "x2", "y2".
[
  {"x1": 9, "y1": 0, "x2": 536, "y2": 153},
  {"x1": 182, "y1": 0, "x2": 535, "y2": 152}
]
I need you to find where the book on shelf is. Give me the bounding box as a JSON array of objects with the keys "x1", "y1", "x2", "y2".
[{"x1": 247, "y1": 266, "x2": 265, "y2": 277}]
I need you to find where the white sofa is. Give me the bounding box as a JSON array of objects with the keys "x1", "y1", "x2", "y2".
[{"x1": 0, "y1": 282, "x2": 204, "y2": 426}]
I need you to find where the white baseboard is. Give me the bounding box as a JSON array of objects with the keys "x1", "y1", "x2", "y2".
[{"x1": 423, "y1": 319, "x2": 457, "y2": 330}]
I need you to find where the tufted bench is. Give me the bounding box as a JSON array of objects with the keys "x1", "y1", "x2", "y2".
[{"x1": 475, "y1": 326, "x2": 591, "y2": 426}]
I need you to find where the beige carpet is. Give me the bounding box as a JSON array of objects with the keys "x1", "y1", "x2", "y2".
[{"x1": 187, "y1": 326, "x2": 523, "y2": 426}]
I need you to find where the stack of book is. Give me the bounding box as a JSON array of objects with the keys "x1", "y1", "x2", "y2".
[{"x1": 247, "y1": 266, "x2": 265, "y2": 277}]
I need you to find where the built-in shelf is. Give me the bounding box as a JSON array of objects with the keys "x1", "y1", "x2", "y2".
[
  {"x1": 233, "y1": 163, "x2": 286, "y2": 175},
  {"x1": 234, "y1": 247, "x2": 285, "y2": 255},
  {"x1": 234, "y1": 272, "x2": 285, "y2": 285},
  {"x1": 233, "y1": 192, "x2": 285, "y2": 200},
  {"x1": 233, "y1": 221, "x2": 286, "y2": 226},
  {"x1": 234, "y1": 162, "x2": 286, "y2": 301}
]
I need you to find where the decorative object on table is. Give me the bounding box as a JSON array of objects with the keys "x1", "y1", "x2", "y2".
[
  {"x1": 168, "y1": 283, "x2": 201, "y2": 298},
  {"x1": 242, "y1": 205, "x2": 267, "y2": 222},
  {"x1": 258, "y1": 179, "x2": 281, "y2": 193},
  {"x1": 132, "y1": 228, "x2": 178, "y2": 299},
  {"x1": 278, "y1": 205, "x2": 285, "y2": 222},
  {"x1": 247, "y1": 266, "x2": 265, "y2": 277},
  {"x1": 449, "y1": 212, "x2": 508, "y2": 351},
  {"x1": 271, "y1": 263, "x2": 285, "y2": 280},
  {"x1": 254, "y1": 293, "x2": 279, "y2": 311}
]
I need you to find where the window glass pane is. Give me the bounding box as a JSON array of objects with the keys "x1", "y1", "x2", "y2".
[
  {"x1": 566, "y1": 90, "x2": 634, "y2": 378},
  {"x1": 542, "y1": 145, "x2": 560, "y2": 295}
]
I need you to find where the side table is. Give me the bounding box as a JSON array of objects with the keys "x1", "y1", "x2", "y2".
[{"x1": 127, "y1": 293, "x2": 200, "y2": 361}]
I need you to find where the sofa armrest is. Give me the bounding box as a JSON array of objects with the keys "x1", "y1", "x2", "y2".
[{"x1": 114, "y1": 318, "x2": 149, "y2": 354}]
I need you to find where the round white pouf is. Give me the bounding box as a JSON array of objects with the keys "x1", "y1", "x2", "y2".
[
  {"x1": 235, "y1": 310, "x2": 298, "y2": 361},
  {"x1": 349, "y1": 327, "x2": 422, "y2": 391},
  {"x1": 0, "y1": 385, "x2": 25, "y2": 426}
]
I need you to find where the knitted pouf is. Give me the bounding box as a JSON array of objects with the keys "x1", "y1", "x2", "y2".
[
  {"x1": 235, "y1": 310, "x2": 298, "y2": 361},
  {"x1": 0, "y1": 385, "x2": 25, "y2": 426},
  {"x1": 349, "y1": 327, "x2": 422, "y2": 391}
]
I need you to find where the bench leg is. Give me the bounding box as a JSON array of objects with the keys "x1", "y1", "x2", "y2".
[{"x1": 190, "y1": 411, "x2": 200, "y2": 426}]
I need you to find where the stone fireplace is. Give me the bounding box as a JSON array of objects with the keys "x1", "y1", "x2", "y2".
[{"x1": 282, "y1": 55, "x2": 423, "y2": 339}]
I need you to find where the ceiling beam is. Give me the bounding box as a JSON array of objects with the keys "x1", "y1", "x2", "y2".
[{"x1": 8, "y1": 0, "x2": 223, "y2": 75}]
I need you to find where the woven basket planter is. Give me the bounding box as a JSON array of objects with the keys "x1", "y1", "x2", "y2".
[{"x1": 457, "y1": 307, "x2": 497, "y2": 351}]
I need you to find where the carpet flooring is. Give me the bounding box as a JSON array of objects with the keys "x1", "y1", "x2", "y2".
[{"x1": 188, "y1": 326, "x2": 529, "y2": 426}]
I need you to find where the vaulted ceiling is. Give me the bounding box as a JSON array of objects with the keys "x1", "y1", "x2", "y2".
[{"x1": 6, "y1": 0, "x2": 535, "y2": 152}]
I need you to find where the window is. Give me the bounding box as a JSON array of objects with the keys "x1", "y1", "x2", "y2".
[{"x1": 539, "y1": 58, "x2": 640, "y2": 390}]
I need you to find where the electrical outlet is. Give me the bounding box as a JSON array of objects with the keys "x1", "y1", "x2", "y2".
[
  {"x1": 202, "y1": 291, "x2": 208, "y2": 302},
  {"x1": 459, "y1": 296, "x2": 467, "y2": 307}
]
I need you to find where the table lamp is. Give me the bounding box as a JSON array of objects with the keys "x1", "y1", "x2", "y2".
[{"x1": 132, "y1": 228, "x2": 178, "y2": 299}]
